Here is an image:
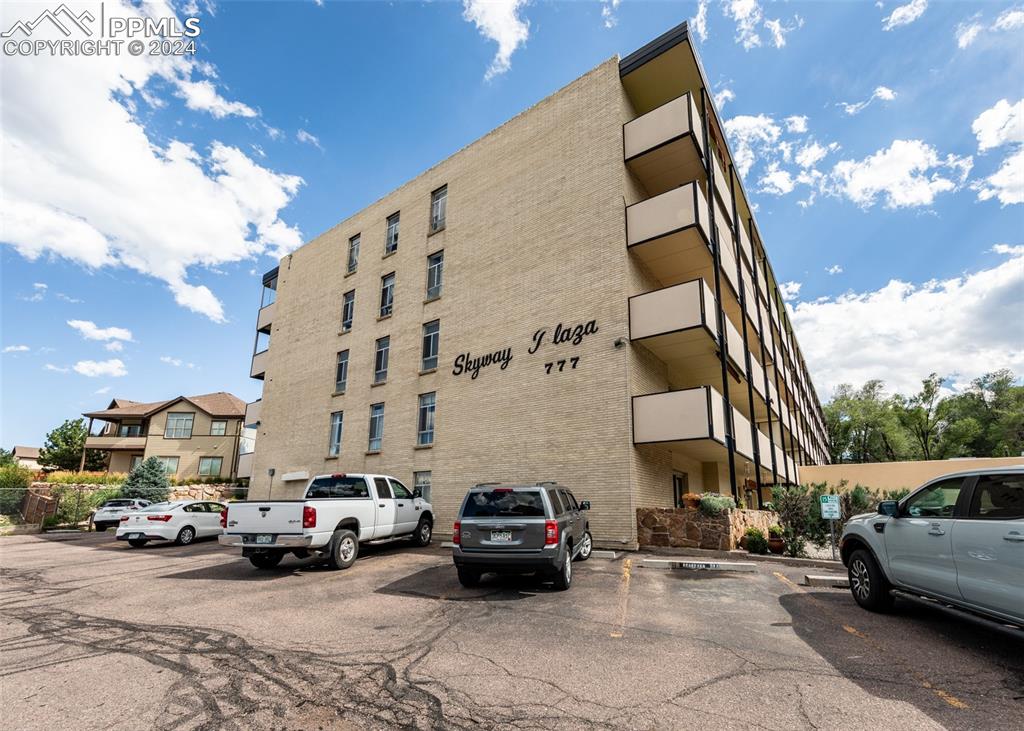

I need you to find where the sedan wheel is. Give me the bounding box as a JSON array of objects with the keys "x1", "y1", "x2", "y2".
[{"x1": 176, "y1": 526, "x2": 196, "y2": 546}]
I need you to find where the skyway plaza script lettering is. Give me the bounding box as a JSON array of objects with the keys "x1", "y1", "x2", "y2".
[{"x1": 452, "y1": 319, "x2": 599, "y2": 380}]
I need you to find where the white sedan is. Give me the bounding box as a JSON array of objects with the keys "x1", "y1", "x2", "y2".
[{"x1": 116, "y1": 500, "x2": 226, "y2": 548}]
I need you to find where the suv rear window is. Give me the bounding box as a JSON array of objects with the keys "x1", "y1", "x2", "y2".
[
  {"x1": 306, "y1": 476, "x2": 369, "y2": 499},
  {"x1": 462, "y1": 489, "x2": 546, "y2": 518},
  {"x1": 102, "y1": 500, "x2": 134, "y2": 508}
]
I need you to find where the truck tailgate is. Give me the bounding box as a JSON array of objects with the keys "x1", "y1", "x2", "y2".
[{"x1": 225, "y1": 502, "x2": 304, "y2": 535}]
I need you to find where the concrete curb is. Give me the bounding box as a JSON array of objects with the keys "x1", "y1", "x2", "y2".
[
  {"x1": 646, "y1": 546, "x2": 842, "y2": 570},
  {"x1": 805, "y1": 574, "x2": 850, "y2": 588},
  {"x1": 590, "y1": 550, "x2": 619, "y2": 560},
  {"x1": 440, "y1": 541, "x2": 455, "y2": 548},
  {"x1": 639, "y1": 558, "x2": 758, "y2": 572}
]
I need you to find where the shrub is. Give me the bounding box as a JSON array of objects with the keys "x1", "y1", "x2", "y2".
[
  {"x1": 0, "y1": 465, "x2": 32, "y2": 515},
  {"x1": 698, "y1": 493, "x2": 737, "y2": 516},
  {"x1": 45, "y1": 471, "x2": 128, "y2": 485},
  {"x1": 121, "y1": 458, "x2": 171, "y2": 503},
  {"x1": 744, "y1": 527, "x2": 768, "y2": 554},
  {"x1": 771, "y1": 484, "x2": 815, "y2": 557},
  {"x1": 768, "y1": 524, "x2": 783, "y2": 538}
]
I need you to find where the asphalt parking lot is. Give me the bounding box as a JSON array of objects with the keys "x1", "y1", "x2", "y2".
[{"x1": 1, "y1": 533, "x2": 1021, "y2": 730}]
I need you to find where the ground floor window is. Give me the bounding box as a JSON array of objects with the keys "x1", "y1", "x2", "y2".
[
  {"x1": 155, "y1": 456, "x2": 179, "y2": 475},
  {"x1": 130, "y1": 455, "x2": 144, "y2": 471},
  {"x1": 198, "y1": 457, "x2": 223, "y2": 477},
  {"x1": 672, "y1": 472, "x2": 689, "y2": 508},
  {"x1": 414, "y1": 471, "x2": 431, "y2": 503}
]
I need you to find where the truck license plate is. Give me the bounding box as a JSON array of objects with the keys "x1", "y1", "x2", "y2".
[
  {"x1": 256, "y1": 534, "x2": 273, "y2": 544},
  {"x1": 490, "y1": 531, "x2": 512, "y2": 542}
]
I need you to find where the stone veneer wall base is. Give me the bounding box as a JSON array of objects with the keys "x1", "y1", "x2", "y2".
[{"x1": 636, "y1": 507, "x2": 778, "y2": 551}]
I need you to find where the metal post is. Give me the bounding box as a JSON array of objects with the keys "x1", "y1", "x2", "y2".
[
  {"x1": 78, "y1": 417, "x2": 94, "y2": 472},
  {"x1": 829, "y1": 519, "x2": 836, "y2": 561}
]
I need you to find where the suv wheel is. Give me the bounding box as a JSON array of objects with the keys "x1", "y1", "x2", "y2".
[
  {"x1": 411, "y1": 517, "x2": 432, "y2": 547},
  {"x1": 848, "y1": 548, "x2": 893, "y2": 612},
  {"x1": 551, "y1": 548, "x2": 573, "y2": 591},
  {"x1": 326, "y1": 529, "x2": 359, "y2": 570},
  {"x1": 574, "y1": 531, "x2": 593, "y2": 562},
  {"x1": 457, "y1": 567, "x2": 481, "y2": 587}
]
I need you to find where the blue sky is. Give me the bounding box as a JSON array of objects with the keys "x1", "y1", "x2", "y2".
[{"x1": 2, "y1": 0, "x2": 1022, "y2": 448}]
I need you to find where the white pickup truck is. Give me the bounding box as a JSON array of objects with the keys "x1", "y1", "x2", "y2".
[{"x1": 218, "y1": 473, "x2": 434, "y2": 569}]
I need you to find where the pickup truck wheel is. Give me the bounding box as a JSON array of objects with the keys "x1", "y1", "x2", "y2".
[
  {"x1": 94, "y1": 523, "x2": 108, "y2": 532},
  {"x1": 128, "y1": 539, "x2": 148, "y2": 548},
  {"x1": 551, "y1": 548, "x2": 573, "y2": 591},
  {"x1": 249, "y1": 551, "x2": 284, "y2": 569},
  {"x1": 848, "y1": 548, "x2": 893, "y2": 612},
  {"x1": 574, "y1": 531, "x2": 593, "y2": 562},
  {"x1": 412, "y1": 517, "x2": 432, "y2": 547},
  {"x1": 457, "y1": 567, "x2": 481, "y2": 587},
  {"x1": 326, "y1": 529, "x2": 359, "y2": 570}
]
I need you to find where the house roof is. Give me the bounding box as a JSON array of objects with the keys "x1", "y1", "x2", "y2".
[
  {"x1": 13, "y1": 446, "x2": 40, "y2": 459},
  {"x1": 83, "y1": 392, "x2": 246, "y2": 420}
]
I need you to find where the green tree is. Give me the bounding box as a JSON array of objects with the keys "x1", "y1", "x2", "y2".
[
  {"x1": 121, "y1": 457, "x2": 171, "y2": 503},
  {"x1": 0, "y1": 448, "x2": 15, "y2": 468},
  {"x1": 825, "y1": 381, "x2": 909, "y2": 463},
  {"x1": 894, "y1": 373, "x2": 944, "y2": 460},
  {"x1": 38, "y1": 419, "x2": 106, "y2": 471},
  {"x1": 0, "y1": 465, "x2": 32, "y2": 514}
]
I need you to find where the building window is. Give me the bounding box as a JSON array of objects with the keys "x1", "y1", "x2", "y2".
[
  {"x1": 335, "y1": 350, "x2": 349, "y2": 393},
  {"x1": 385, "y1": 212, "x2": 400, "y2": 255},
  {"x1": 347, "y1": 234, "x2": 360, "y2": 274},
  {"x1": 164, "y1": 413, "x2": 194, "y2": 439},
  {"x1": 426, "y1": 250, "x2": 444, "y2": 300},
  {"x1": 430, "y1": 185, "x2": 447, "y2": 232},
  {"x1": 155, "y1": 456, "x2": 179, "y2": 475},
  {"x1": 417, "y1": 392, "x2": 436, "y2": 446},
  {"x1": 210, "y1": 420, "x2": 227, "y2": 436},
  {"x1": 374, "y1": 336, "x2": 390, "y2": 384},
  {"x1": 341, "y1": 290, "x2": 355, "y2": 332},
  {"x1": 118, "y1": 424, "x2": 142, "y2": 437},
  {"x1": 328, "y1": 411, "x2": 344, "y2": 456},
  {"x1": 421, "y1": 320, "x2": 439, "y2": 371},
  {"x1": 130, "y1": 455, "x2": 144, "y2": 471},
  {"x1": 368, "y1": 403, "x2": 385, "y2": 452},
  {"x1": 255, "y1": 331, "x2": 270, "y2": 354},
  {"x1": 380, "y1": 273, "x2": 395, "y2": 317},
  {"x1": 198, "y1": 457, "x2": 223, "y2": 477},
  {"x1": 414, "y1": 471, "x2": 432, "y2": 503}
]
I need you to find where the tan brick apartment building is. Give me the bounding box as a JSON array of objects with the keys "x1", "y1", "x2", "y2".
[
  {"x1": 243, "y1": 22, "x2": 830, "y2": 547},
  {"x1": 83, "y1": 392, "x2": 250, "y2": 480}
]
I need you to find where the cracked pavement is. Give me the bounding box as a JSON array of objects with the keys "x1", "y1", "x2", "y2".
[{"x1": 1, "y1": 533, "x2": 1021, "y2": 730}]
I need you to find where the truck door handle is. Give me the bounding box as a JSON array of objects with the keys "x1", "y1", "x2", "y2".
[
  {"x1": 378, "y1": 503, "x2": 385, "y2": 508},
  {"x1": 397, "y1": 503, "x2": 405, "y2": 507},
  {"x1": 1004, "y1": 532, "x2": 1024, "y2": 542}
]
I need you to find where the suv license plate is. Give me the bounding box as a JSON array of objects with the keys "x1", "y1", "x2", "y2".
[
  {"x1": 490, "y1": 531, "x2": 512, "y2": 542},
  {"x1": 255, "y1": 534, "x2": 273, "y2": 544}
]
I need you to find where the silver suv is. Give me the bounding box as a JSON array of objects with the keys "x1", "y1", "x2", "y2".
[
  {"x1": 452, "y1": 482, "x2": 593, "y2": 590},
  {"x1": 841, "y1": 467, "x2": 1023, "y2": 628}
]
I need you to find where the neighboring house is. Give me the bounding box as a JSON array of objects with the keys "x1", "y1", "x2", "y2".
[
  {"x1": 12, "y1": 446, "x2": 41, "y2": 471},
  {"x1": 82, "y1": 392, "x2": 251, "y2": 480}
]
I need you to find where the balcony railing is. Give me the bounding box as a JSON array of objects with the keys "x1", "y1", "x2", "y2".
[
  {"x1": 236, "y1": 451, "x2": 254, "y2": 479},
  {"x1": 250, "y1": 349, "x2": 268, "y2": 379},
  {"x1": 623, "y1": 92, "x2": 705, "y2": 196},
  {"x1": 85, "y1": 435, "x2": 147, "y2": 450},
  {"x1": 244, "y1": 399, "x2": 262, "y2": 428},
  {"x1": 257, "y1": 301, "x2": 275, "y2": 333},
  {"x1": 632, "y1": 385, "x2": 727, "y2": 446}
]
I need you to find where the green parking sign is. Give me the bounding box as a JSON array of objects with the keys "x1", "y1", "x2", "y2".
[{"x1": 820, "y1": 494, "x2": 841, "y2": 519}]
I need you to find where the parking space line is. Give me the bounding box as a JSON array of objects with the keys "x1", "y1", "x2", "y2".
[
  {"x1": 610, "y1": 558, "x2": 632, "y2": 638},
  {"x1": 772, "y1": 571, "x2": 969, "y2": 711}
]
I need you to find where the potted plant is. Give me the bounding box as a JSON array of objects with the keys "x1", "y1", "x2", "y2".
[
  {"x1": 767, "y1": 525, "x2": 785, "y2": 554},
  {"x1": 743, "y1": 527, "x2": 768, "y2": 555}
]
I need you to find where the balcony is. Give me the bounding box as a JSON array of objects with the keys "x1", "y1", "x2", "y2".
[
  {"x1": 712, "y1": 153, "x2": 733, "y2": 225},
  {"x1": 244, "y1": 399, "x2": 262, "y2": 428},
  {"x1": 85, "y1": 435, "x2": 147, "y2": 451},
  {"x1": 256, "y1": 301, "x2": 275, "y2": 333},
  {"x1": 236, "y1": 451, "x2": 254, "y2": 479},
  {"x1": 624, "y1": 92, "x2": 705, "y2": 196},
  {"x1": 250, "y1": 349, "x2": 268, "y2": 380}
]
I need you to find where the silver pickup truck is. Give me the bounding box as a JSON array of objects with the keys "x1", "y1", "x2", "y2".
[{"x1": 219, "y1": 472, "x2": 434, "y2": 569}]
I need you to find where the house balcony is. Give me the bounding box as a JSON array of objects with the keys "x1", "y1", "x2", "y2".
[
  {"x1": 256, "y1": 301, "x2": 275, "y2": 334},
  {"x1": 85, "y1": 435, "x2": 147, "y2": 451},
  {"x1": 250, "y1": 349, "x2": 268, "y2": 380},
  {"x1": 236, "y1": 451, "x2": 254, "y2": 479},
  {"x1": 244, "y1": 399, "x2": 262, "y2": 428},
  {"x1": 623, "y1": 92, "x2": 705, "y2": 196}
]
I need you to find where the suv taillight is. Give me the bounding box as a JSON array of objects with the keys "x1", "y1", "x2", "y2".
[
  {"x1": 452, "y1": 521, "x2": 461, "y2": 545},
  {"x1": 303, "y1": 505, "x2": 317, "y2": 529},
  {"x1": 220, "y1": 507, "x2": 228, "y2": 528},
  {"x1": 544, "y1": 520, "x2": 559, "y2": 546}
]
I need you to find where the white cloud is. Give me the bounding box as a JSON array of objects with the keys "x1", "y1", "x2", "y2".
[
  {"x1": 764, "y1": 16, "x2": 803, "y2": 48},
  {"x1": 993, "y1": 6, "x2": 1024, "y2": 31},
  {"x1": 796, "y1": 141, "x2": 829, "y2": 169},
  {"x1": 974, "y1": 147, "x2": 1024, "y2": 205},
  {"x1": 55, "y1": 293, "x2": 83, "y2": 304},
  {"x1": 722, "y1": 114, "x2": 782, "y2": 176},
  {"x1": 104, "y1": 341, "x2": 125, "y2": 352},
  {"x1": 724, "y1": 0, "x2": 764, "y2": 49},
  {"x1": 95, "y1": 386, "x2": 112, "y2": 395},
  {"x1": 956, "y1": 18, "x2": 984, "y2": 48},
  {"x1": 882, "y1": 0, "x2": 928, "y2": 31},
  {"x1": 793, "y1": 245, "x2": 1024, "y2": 397},
  {"x1": 67, "y1": 320, "x2": 134, "y2": 344},
  {"x1": 44, "y1": 364, "x2": 70, "y2": 373},
  {"x1": 0, "y1": 1, "x2": 304, "y2": 323},
  {"x1": 3, "y1": 345, "x2": 30, "y2": 353},
  {"x1": 784, "y1": 115, "x2": 808, "y2": 134},
  {"x1": 174, "y1": 79, "x2": 257, "y2": 119},
  {"x1": 714, "y1": 87, "x2": 736, "y2": 110},
  {"x1": 839, "y1": 86, "x2": 897, "y2": 116},
  {"x1": 758, "y1": 163, "x2": 795, "y2": 195},
  {"x1": 825, "y1": 264, "x2": 843, "y2": 275},
  {"x1": 828, "y1": 139, "x2": 972, "y2": 209},
  {"x1": 971, "y1": 98, "x2": 1024, "y2": 151},
  {"x1": 691, "y1": 0, "x2": 709, "y2": 42},
  {"x1": 462, "y1": 0, "x2": 530, "y2": 81},
  {"x1": 160, "y1": 355, "x2": 196, "y2": 369},
  {"x1": 600, "y1": 0, "x2": 621, "y2": 29},
  {"x1": 73, "y1": 359, "x2": 127, "y2": 378},
  {"x1": 21, "y1": 282, "x2": 48, "y2": 302},
  {"x1": 296, "y1": 129, "x2": 323, "y2": 150},
  {"x1": 778, "y1": 281, "x2": 802, "y2": 299}
]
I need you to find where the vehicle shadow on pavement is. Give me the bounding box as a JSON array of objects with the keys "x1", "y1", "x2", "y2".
[
  {"x1": 376, "y1": 564, "x2": 562, "y2": 602},
  {"x1": 779, "y1": 591, "x2": 1024, "y2": 728}
]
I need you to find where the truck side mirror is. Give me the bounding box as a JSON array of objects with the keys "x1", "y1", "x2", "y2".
[
  {"x1": 579, "y1": 500, "x2": 591, "y2": 511},
  {"x1": 413, "y1": 487, "x2": 422, "y2": 498},
  {"x1": 877, "y1": 500, "x2": 899, "y2": 517}
]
